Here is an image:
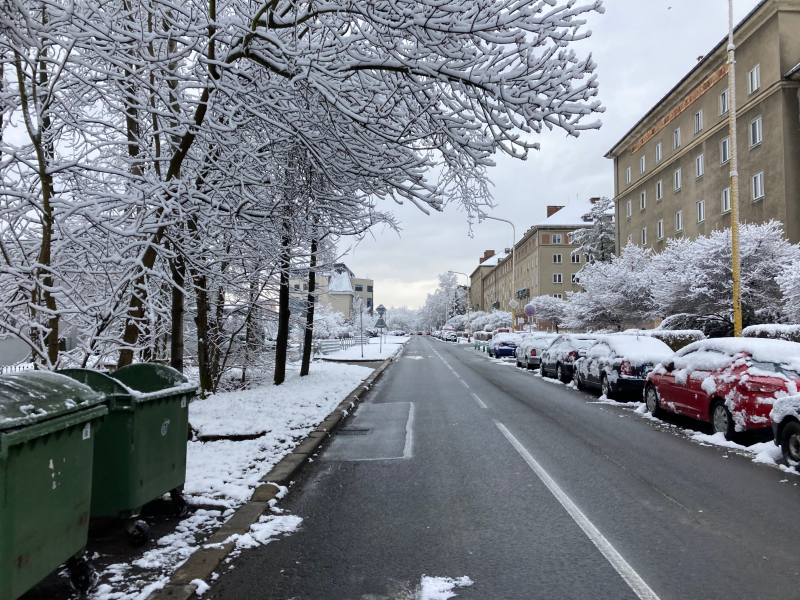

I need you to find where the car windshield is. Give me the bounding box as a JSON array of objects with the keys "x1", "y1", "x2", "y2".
[{"x1": 749, "y1": 361, "x2": 800, "y2": 379}]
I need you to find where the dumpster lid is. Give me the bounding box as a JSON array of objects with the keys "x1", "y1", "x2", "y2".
[
  {"x1": 0, "y1": 371, "x2": 105, "y2": 431},
  {"x1": 111, "y1": 363, "x2": 197, "y2": 400}
]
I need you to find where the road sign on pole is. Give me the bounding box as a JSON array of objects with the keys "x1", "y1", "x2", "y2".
[{"x1": 524, "y1": 304, "x2": 536, "y2": 318}]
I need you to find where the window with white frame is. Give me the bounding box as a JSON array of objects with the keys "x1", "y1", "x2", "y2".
[
  {"x1": 640, "y1": 155, "x2": 646, "y2": 174},
  {"x1": 749, "y1": 116, "x2": 763, "y2": 147},
  {"x1": 673, "y1": 127, "x2": 681, "y2": 149},
  {"x1": 720, "y1": 137, "x2": 730, "y2": 164},
  {"x1": 626, "y1": 167, "x2": 632, "y2": 185},
  {"x1": 640, "y1": 190, "x2": 646, "y2": 211},
  {"x1": 695, "y1": 154, "x2": 704, "y2": 178},
  {"x1": 748, "y1": 64, "x2": 760, "y2": 95},
  {"x1": 722, "y1": 187, "x2": 731, "y2": 213},
  {"x1": 552, "y1": 234, "x2": 562, "y2": 244},
  {"x1": 553, "y1": 254, "x2": 562, "y2": 264},
  {"x1": 641, "y1": 227, "x2": 647, "y2": 245},
  {"x1": 697, "y1": 199, "x2": 706, "y2": 223},
  {"x1": 694, "y1": 110, "x2": 703, "y2": 134},
  {"x1": 674, "y1": 168, "x2": 682, "y2": 191},
  {"x1": 656, "y1": 180, "x2": 663, "y2": 200},
  {"x1": 719, "y1": 89, "x2": 729, "y2": 115},
  {"x1": 657, "y1": 219, "x2": 664, "y2": 240},
  {"x1": 571, "y1": 253, "x2": 580, "y2": 264},
  {"x1": 553, "y1": 293, "x2": 563, "y2": 299},
  {"x1": 571, "y1": 273, "x2": 578, "y2": 284},
  {"x1": 626, "y1": 199, "x2": 632, "y2": 218},
  {"x1": 553, "y1": 273, "x2": 563, "y2": 284},
  {"x1": 752, "y1": 171, "x2": 765, "y2": 200},
  {"x1": 655, "y1": 142, "x2": 662, "y2": 163},
  {"x1": 676, "y1": 210, "x2": 683, "y2": 232}
]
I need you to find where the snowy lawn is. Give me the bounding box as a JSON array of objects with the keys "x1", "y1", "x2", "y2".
[{"x1": 322, "y1": 336, "x2": 408, "y2": 361}]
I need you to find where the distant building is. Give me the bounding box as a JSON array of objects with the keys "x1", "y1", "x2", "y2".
[
  {"x1": 469, "y1": 250, "x2": 498, "y2": 312},
  {"x1": 289, "y1": 263, "x2": 374, "y2": 318},
  {"x1": 606, "y1": 0, "x2": 800, "y2": 253}
]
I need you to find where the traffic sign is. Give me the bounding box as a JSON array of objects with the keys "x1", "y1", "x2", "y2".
[
  {"x1": 524, "y1": 303, "x2": 536, "y2": 317},
  {"x1": 508, "y1": 299, "x2": 519, "y2": 309},
  {"x1": 375, "y1": 317, "x2": 387, "y2": 328}
]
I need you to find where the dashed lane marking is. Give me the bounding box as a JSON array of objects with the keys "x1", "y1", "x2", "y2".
[{"x1": 471, "y1": 393, "x2": 487, "y2": 409}]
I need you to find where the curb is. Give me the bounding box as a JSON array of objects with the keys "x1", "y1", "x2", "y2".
[{"x1": 147, "y1": 353, "x2": 398, "y2": 600}]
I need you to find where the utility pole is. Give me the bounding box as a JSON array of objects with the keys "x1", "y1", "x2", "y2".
[
  {"x1": 728, "y1": 0, "x2": 743, "y2": 336},
  {"x1": 485, "y1": 216, "x2": 516, "y2": 330}
]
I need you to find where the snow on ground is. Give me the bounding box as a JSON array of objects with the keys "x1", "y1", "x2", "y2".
[
  {"x1": 88, "y1": 360, "x2": 373, "y2": 600},
  {"x1": 418, "y1": 576, "x2": 474, "y2": 600},
  {"x1": 323, "y1": 337, "x2": 409, "y2": 361}
]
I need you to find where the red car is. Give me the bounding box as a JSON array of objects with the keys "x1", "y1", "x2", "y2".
[{"x1": 644, "y1": 338, "x2": 800, "y2": 438}]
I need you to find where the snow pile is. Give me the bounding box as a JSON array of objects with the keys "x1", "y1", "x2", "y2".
[
  {"x1": 594, "y1": 335, "x2": 673, "y2": 366},
  {"x1": 225, "y1": 514, "x2": 304, "y2": 551},
  {"x1": 623, "y1": 329, "x2": 705, "y2": 351},
  {"x1": 689, "y1": 432, "x2": 784, "y2": 466},
  {"x1": 418, "y1": 576, "x2": 474, "y2": 600},
  {"x1": 771, "y1": 396, "x2": 800, "y2": 424},
  {"x1": 743, "y1": 324, "x2": 800, "y2": 343}
]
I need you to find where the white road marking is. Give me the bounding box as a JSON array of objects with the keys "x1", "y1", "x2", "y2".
[
  {"x1": 402, "y1": 402, "x2": 415, "y2": 458},
  {"x1": 494, "y1": 422, "x2": 661, "y2": 600},
  {"x1": 460, "y1": 379, "x2": 469, "y2": 389},
  {"x1": 471, "y1": 393, "x2": 487, "y2": 409}
]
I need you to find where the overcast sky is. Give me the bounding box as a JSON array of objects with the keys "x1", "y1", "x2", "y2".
[{"x1": 342, "y1": 0, "x2": 763, "y2": 310}]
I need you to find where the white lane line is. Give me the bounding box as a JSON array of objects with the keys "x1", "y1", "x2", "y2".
[
  {"x1": 471, "y1": 393, "x2": 487, "y2": 409},
  {"x1": 460, "y1": 379, "x2": 469, "y2": 389},
  {"x1": 494, "y1": 422, "x2": 661, "y2": 600},
  {"x1": 403, "y1": 402, "x2": 415, "y2": 458}
]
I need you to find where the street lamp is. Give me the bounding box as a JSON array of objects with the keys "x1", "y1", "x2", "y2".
[
  {"x1": 449, "y1": 271, "x2": 471, "y2": 342},
  {"x1": 727, "y1": 0, "x2": 743, "y2": 337},
  {"x1": 484, "y1": 216, "x2": 517, "y2": 331}
]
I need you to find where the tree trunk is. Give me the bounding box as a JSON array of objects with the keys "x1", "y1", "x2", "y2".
[
  {"x1": 274, "y1": 222, "x2": 291, "y2": 385},
  {"x1": 170, "y1": 255, "x2": 185, "y2": 372},
  {"x1": 194, "y1": 274, "x2": 213, "y2": 395},
  {"x1": 300, "y1": 236, "x2": 318, "y2": 377}
]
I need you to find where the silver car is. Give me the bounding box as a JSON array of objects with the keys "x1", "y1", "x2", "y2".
[{"x1": 515, "y1": 334, "x2": 558, "y2": 369}]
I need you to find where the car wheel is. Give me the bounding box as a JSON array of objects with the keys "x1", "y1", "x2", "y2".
[
  {"x1": 573, "y1": 370, "x2": 585, "y2": 390},
  {"x1": 516, "y1": 357, "x2": 523, "y2": 368},
  {"x1": 601, "y1": 375, "x2": 615, "y2": 400},
  {"x1": 780, "y1": 420, "x2": 800, "y2": 467},
  {"x1": 711, "y1": 399, "x2": 735, "y2": 439},
  {"x1": 645, "y1": 385, "x2": 662, "y2": 418},
  {"x1": 556, "y1": 363, "x2": 568, "y2": 383}
]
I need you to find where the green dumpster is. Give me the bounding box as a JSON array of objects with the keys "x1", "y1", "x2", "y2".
[
  {"x1": 0, "y1": 372, "x2": 107, "y2": 598},
  {"x1": 58, "y1": 364, "x2": 197, "y2": 545}
]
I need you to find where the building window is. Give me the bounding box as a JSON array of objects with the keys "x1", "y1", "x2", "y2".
[
  {"x1": 627, "y1": 234, "x2": 633, "y2": 245},
  {"x1": 749, "y1": 116, "x2": 763, "y2": 147},
  {"x1": 695, "y1": 154, "x2": 704, "y2": 178},
  {"x1": 719, "y1": 89, "x2": 729, "y2": 115},
  {"x1": 626, "y1": 167, "x2": 632, "y2": 185},
  {"x1": 571, "y1": 273, "x2": 578, "y2": 284},
  {"x1": 640, "y1": 190, "x2": 646, "y2": 211},
  {"x1": 551, "y1": 234, "x2": 562, "y2": 244},
  {"x1": 694, "y1": 110, "x2": 703, "y2": 134},
  {"x1": 656, "y1": 180, "x2": 663, "y2": 201},
  {"x1": 303, "y1": 283, "x2": 308, "y2": 291},
  {"x1": 657, "y1": 219, "x2": 664, "y2": 240},
  {"x1": 626, "y1": 199, "x2": 632, "y2": 218},
  {"x1": 367, "y1": 285, "x2": 373, "y2": 292},
  {"x1": 722, "y1": 187, "x2": 731, "y2": 213},
  {"x1": 752, "y1": 171, "x2": 765, "y2": 201},
  {"x1": 640, "y1": 156, "x2": 646, "y2": 174},
  {"x1": 293, "y1": 284, "x2": 300, "y2": 290},
  {"x1": 655, "y1": 142, "x2": 662, "y2": 163},
  {"x1": 674, "y1": 168, "x2": 682, "y2": 191},
  {"x1": 367, "y1": 298, "x2": 373, "y2": 308},
  {"x1": 571, "y1": 253, "x2": 580, "y2": 264},
  {"x1": 355, "y1": 284, "x2": 363, "y2": 291},
  {"x1": 553, "y1": 254, "x2": 562, "y2": 264},
  {"x1": 697, "y1": 199, "x2": 706, "y2": 223},
  {"x1": 748, "y1": 64, "x2": 760, "y2": 95},
  {"x1": 720, "y1": 137, "x2": 730, "y2": 164},
  {"x1": 673, "y1": 127, "x2": 681, "y2": 150},
  {"x1": 553, "y1": 294, "x2": 563, "y2": 300},
  {"x1": 553, "y1": 273, "x2": 563, "y2": 284},
  {"x1": 641, "y1": 227, "x2": 647, "y2": 245},
  {"x1": 675, "y1": 210, "x2": 683, "y2": 232}
]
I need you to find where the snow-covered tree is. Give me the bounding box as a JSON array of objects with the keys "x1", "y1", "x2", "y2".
[
  {"x1": 569, "y1": 196, "x2": 615, "y2": 263},
  {"x1": 529, "y1": 296, "x2": 570, "y2": 332},
  {"x1": 778, "y1": 262, "x2": 800, "y2": 323},
  {"x1": 470, "y1": 310, "x2": 512, "y2": 332}
]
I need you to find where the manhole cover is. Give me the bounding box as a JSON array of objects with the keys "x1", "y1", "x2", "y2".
[{"x1": 339, "y1": 429, "x2": 370, "y2": 435}]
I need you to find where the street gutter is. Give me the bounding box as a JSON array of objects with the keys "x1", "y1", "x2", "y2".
[{"x1": 147, "y1": 351, "x2": 399, "y2": 600}]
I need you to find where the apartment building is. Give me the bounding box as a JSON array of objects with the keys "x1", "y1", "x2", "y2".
[
  {"x1": 470, "y1": 250, "x2": 498, "y2": 312},
  {"x1": 606, "y1": 0, "x2": 800, "y2": 253},
  {"x1": 289, "y1": 263, "x2": 374, "y2": 318}
]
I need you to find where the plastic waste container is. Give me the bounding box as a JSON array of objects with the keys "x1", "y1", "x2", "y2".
[
  {"x1": 58, "y1": 364, "x2": 197, "y2": 545},
  {"x1": 0, "y1": 371, "x2": 107, "y2": 598}
]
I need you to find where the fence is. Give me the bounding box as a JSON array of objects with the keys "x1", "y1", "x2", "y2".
[{"x1": 0, "y1": 363, "x2": 35, "y2": 375}]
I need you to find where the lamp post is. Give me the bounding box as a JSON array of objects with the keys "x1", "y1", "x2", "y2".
[
  {"x1": 449, "y1": 271, "x2": 471, "y2": 342},
  {"x1": 484, "y1": 216, "x2": 517, "y2": 331},
  {"x1": 727, "y1": 0, "x2": 743, "y2": 337}
]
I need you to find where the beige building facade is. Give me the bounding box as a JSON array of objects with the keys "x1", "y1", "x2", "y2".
[
  {"x1": 289, "y1": 263, "x2": 373, "y2": 319},
  {"x1": 606, "y1": 0, "x2": 800, "y2": 253}
]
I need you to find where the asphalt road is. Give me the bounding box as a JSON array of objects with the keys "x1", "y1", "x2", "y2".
[{"x1": 208, "y1": 336, "x2": 800, "y2": 600}]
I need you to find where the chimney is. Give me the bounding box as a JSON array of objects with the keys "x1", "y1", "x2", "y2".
[
  {"x1": 590, "y1": 197, "x2": 600, "y2": 204},
  {"x1": 547, "y1": 205, "x2": 564, "y2": 218}
]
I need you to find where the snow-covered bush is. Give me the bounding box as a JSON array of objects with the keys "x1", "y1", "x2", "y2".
[
  {"x1": 528, "y1": 296, "x2": 569, "y2": 332},
  {"x1": 470, "y1": 310, "x2": 512, "y2": 332},
  {"x1": 742, "y1": 324, "x2": 800, "y2": 343},
  {"x1": 621, "y1": 329, "x2": 705, "y2": 351}
]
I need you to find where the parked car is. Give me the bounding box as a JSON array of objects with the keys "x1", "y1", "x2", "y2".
[
  {"x1": 574, "y1": 336, "x2": 673, "y2": 399},
  {"x1": 488, "y1": 333, "x2": 523, "y2": 358},
  {"x1": 644, "y1": 338, "x2": 800, "y2": 439},
  {"x1": 771, "y1": 396, "x2": 800, "y2": 467},
  {"x1": 443, "y1": 331, "x2": 457, "y2": 342},
  {"x1": 515, "y1": 334, "x2": 558, "y2": 369},
  {"x1": 540, "y1": 335, "x2": 597, "y2": 382}
]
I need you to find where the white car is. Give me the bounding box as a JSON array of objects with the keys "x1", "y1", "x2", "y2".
[{"x1": 515, "y1": 334, "x2": 558, "y2": 369}]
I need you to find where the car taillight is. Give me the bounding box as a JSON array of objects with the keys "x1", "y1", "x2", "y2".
[
  {"x1": 568, "y1": 351, "x2": 577, "y2": 361},
  {"x1": 499, "y1": 342, "x2": 505, "y2": 347},
  {"x1": 530, "y1": 349, "x2": 537, "y2": 357},
  {"x1": 621, "y1": 361, "x2": 633, "y2": 376},
  {"x1": 742, "y1": 380, "x2": 783, "y2": 393}
]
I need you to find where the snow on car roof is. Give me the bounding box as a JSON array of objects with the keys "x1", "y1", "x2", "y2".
[
  {"x1": 594, "y1": 335, "x2": 673, "y2": 364},
  {"x1": 679, "y1": 338, "x2": 800, "y2": 370},
  {"x1": 495, "y1": 333, "x2": 523, "y2": 340}
]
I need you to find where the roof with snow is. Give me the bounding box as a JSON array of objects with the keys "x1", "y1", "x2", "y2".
[
  {"x1": 481, "y1": 252, "x2": 508, "y2": 267},
  {"x1": 328, "y1": 270, "x2": 354, "y2": 294},
  {"x1": 535, "y1": 200, "x2": 595, "y2": 228}
]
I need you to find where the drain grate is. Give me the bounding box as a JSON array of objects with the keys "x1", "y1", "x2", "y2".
[{"x1": 338, "y1": 428, "x2": 370, "y2": 436}]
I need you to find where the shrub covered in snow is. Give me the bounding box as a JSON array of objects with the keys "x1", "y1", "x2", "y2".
[
  {"x1": 621, "y1": 329, "x2": 705, "y2": 351},
  {"x1": 742, "y1": 324, "x2": 800, "y2": 343}
]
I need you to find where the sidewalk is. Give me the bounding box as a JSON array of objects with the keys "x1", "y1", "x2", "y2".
[{"x1": 321, "y1": 336, "x2": 410, "y2": 361}]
